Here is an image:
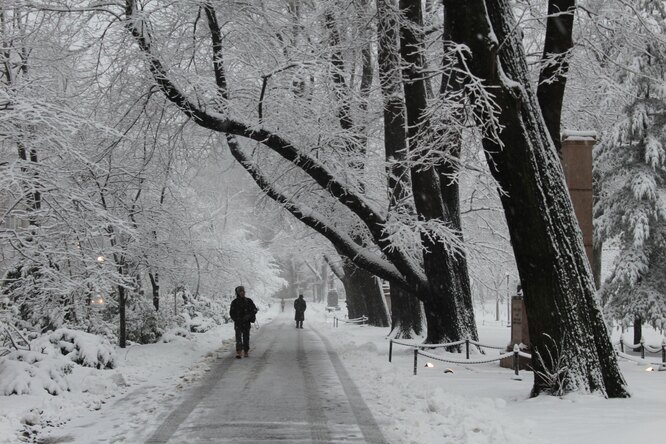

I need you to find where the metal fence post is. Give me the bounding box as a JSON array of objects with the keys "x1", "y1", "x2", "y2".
[
  {"x1": 513, "y1": 344, "x2": 520, "y2": 377},
  {"x1": 413, "y1": 349, "x2": 418, "y2": 375},
  {"x1": 465, "y1": 338, "x2": 470, "y2": 360},
  {"x1": 389, "y1": 339, "x2": 393, "y2": 363},
  {"x1": 641, "y1": 337, "x2": 645, "y2": 360}
]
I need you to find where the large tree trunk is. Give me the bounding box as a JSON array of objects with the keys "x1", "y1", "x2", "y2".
[
  {"x1": 446, "y1": 0, "x2": 628, "y2": 397},
  {"x1": 389, "y1": 285, "x2": 423, "y2": 338},
  {"x1": 376, "y1": 0, "x2": 424, "y2": 338},
  {"x1": 375, "y1": 0, "x2": 424, "y2": 337},
  {"x1": 339, "y1": 255, "x2": 389, "y2": 326},
  {"x1": 633, "y1": 316, "x2": 642, "y2": 347},
  {"x1": 399, "y1": 0, "x2": 478, "y2": 344}
]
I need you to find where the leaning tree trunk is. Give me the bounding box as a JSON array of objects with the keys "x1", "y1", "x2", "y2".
[
  {"x1": 447, "y1": 0, "x2": 628, "y2": 397},
  {"x1": 536, "y1": 0, "x2": 575, "y2": 155},
  {"x1": 400, "y1": 0, "x2": 478, "y2": 345}
]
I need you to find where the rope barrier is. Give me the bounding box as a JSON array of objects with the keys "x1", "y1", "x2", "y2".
[
  {"x1": 333, "y1": 315, "x2": 368, "y2": 327},
  {"x1": 614, "y1": 337, "x2": 666, "y2": 361},
  {"x1": 468, "y1": 339, "x2": 512, "y2": 350},
  {"x1": 391, "y1": 339, "x2": 466, "y2": 349},
  {"x1": 418, "y1": 349, "x2": 514, "y2": 365},
  {"x1": 644, "y1": 344, "x2": 664, "y2": 353},
  {"x1": 412, "y1": 344, "x2": 528, "y2": 377},
  {"x1": 345, "y1": 316, "x2": 368, "y2": 322},
  {"x1": 388, "y1": 337, "x2": 519, "y2": 362},
  {"x1": 616, "y1": 351, "x2": 661, "y2": 365}
]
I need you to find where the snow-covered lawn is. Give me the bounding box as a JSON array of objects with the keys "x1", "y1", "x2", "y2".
[
  {"x1": 316, "y1": 307, "x2": 666, "y2": 444},
  {"x1": 1, "y1": 303, "x2": 664, "y2": 443},
  {"x1": 0, "y1": 322, "x2": 240, "y2": 443}
]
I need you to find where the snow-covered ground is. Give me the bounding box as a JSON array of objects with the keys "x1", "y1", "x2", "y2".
[{"x1": 1, "y1": 303, "x2": 664, "y2": 443}]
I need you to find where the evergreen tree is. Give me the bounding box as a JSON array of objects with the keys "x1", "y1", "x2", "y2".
[{"x1": 596, "y1": 0, "x2": 666, "y2": 331}]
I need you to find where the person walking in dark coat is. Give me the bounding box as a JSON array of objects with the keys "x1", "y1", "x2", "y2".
[
  {"x1": 229, "y1": 286, "x2": 258, "y2": 358},
  {"x1": 294, "y1": 294, "x2": 306, "y2": 328}
]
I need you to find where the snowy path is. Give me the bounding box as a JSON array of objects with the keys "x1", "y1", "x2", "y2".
[{"x1": 145, "y1": 316, "x2": 387, "y2": 443}]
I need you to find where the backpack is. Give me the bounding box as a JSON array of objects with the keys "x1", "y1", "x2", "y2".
[{"x1": 248, "y1": 300, "x2": 258, "y2": 323}]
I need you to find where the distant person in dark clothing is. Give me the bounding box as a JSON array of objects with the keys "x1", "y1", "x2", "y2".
[
  {"x1": 229, "y1": 286, "x2": 258, "y2": 358},
  {"x1": 294, "y1": 294, "x2": 307, "y2": 328}
]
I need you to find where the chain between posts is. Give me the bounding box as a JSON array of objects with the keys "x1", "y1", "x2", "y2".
[{"x1": 616, "y1": 337, "x2": 666, "y2": 363}]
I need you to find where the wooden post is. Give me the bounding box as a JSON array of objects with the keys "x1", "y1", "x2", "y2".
[
  {"x1": 413, "y1": 349, "x2": 418, "y2": 375},
  {"x1": 465, "y1": 338, "x2": 470, "y2": 360},
  {"x1": 389, "y1": 339, "x2": 393, "y2": 363}
]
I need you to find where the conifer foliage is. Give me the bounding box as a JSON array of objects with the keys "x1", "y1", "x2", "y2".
[{"x1": 596, "y1": 0, "x2": 666, "y2": 330}]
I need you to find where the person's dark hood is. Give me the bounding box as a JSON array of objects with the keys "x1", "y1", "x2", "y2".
[{"x1": 234, "y1": 286, "x2": 244, "y2": 297}]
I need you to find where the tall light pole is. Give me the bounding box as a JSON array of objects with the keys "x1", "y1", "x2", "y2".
[
  {"x1": 495, "y1": 289, "x2": 500, "y2": 322},
  {"x1": 506, "y1": 272, "x2": 511, "y2": 327}
]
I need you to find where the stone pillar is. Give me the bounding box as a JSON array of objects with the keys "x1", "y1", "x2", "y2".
[
  {"x1": 510, "y1": 296, "x2": 530, "y2": 348},
  {"x1": 500, "y1": 295, "x2": 531, "y2": 370},
  {"x1": 560, "y1": 131, "x2": 595, "y2": 265}
]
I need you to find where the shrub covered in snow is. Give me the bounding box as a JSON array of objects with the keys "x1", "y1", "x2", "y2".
[
  {"x1": 176, "y1": 288, "x2": 228, "y2": 333},
  {"x1": 33, "y1": 328, "x2": 116, "y2": 369},
  {"x1": 160, "y1": 327, "x2": 192, "y2": 343},
  {"x1": 125, "y1": 298, "x2": 167, "y2": 344},
  {"x1": 0, "y1": 350, "x2": 72, "y2": 396}
]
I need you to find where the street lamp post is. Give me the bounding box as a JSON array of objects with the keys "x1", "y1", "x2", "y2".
[
  {"x1": 506, "y1": 272, "x2": 511, "y2": 327},
  {"x1": 495, "y1": 291, "x2": 500, "y2": 322}
]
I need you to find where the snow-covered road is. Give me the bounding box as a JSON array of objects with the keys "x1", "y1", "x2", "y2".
[{"x1": 145, "y1": 315, "x2": 386, "y2": 443}]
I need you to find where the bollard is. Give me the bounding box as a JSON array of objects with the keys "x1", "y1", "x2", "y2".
[
  {"x1": 662, "y1": 339, "x2": 665, "y2": 363},
  {"x1": 641, "y1": 337, "x2": 645, "y2": 360},
  {"x1": 413, "y1": 349, "x2": 418, "y2": 375},
  {"x1": 389, "y1": 340, "x2": 393, "y2": 363},
  {"x1": 619, "y1": 337, "x2": 624, "y2": 353},
  {"x1": 465, "y1": 338, "x2": 470, "y2": 360},
  {"x1": 513, "y1": 344, "x2": 519, "y2": 377}
]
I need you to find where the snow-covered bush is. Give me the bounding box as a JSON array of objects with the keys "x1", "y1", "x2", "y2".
[
  {"x1": 0, "y1": 350, "x2": 72, "y2": 396},
  {"x1": 160, "y1": 327, "x2": 192, "y2": 343},
  {"x1": 33, "y1": 329, "x2": 116, "y2": 369},
  {"x1": 125, "y1": 298, "x2": 167, "y2": 344},
  {"x1": 175, "y1": 288, "x2": 228, "y2": 333}
]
